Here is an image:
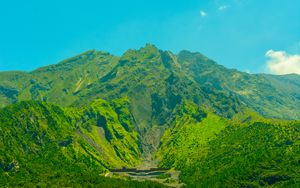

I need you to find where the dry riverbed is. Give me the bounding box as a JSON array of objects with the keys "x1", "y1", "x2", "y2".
[{"x1": 107, "y1": 160, "x2": 184, "y2": 187}]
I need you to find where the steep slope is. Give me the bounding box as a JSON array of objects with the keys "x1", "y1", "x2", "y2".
[
  {"x1": 69, "y1": 98, "x2": 142, "y2": 165},
  {"x1": 73, "y1": 45, "x2": 242, "y2": 153},
  {"x1": 0, "y1": 100, "x2": 152, "y2": 187},
  {"x1": 0, "y1": 50, "x2": 119, "y2": 107},
  {"x1": 177, "y1": 50, "x2": 300, "y2": 119},
  {"x1": 0, "y1": 101, "x2": 108, "y2": 172},
  {"x1": 1, "y1": 44, "x2": 300, "y2": 159},
  {"x1": 0, "y1": 45, "x2": 299, "y2": 121},
  {"x1": 156, "y1": 110, "x2": 300, "y2": 187}
]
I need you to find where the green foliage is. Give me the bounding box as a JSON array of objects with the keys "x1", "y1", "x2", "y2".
[
  {"x1": 70, "y1": 98, "x2": 142, "y2": 166},
  {"x1": 0, "y1": 100, "x2": 152, "y2": 187},
  {"x1": 0, "y1": 50, "x2": 119, "y2": 107},
  {"x1": 177, "y1": 50, "x2": 300, "y2": 119},
  {"x1": 2, "y1": 44, "x2": 299, "y2": 119},
  {"x1": 157, "y1": 114, "x2": 300, "y2": 187},
  {"x1": 156, "y1": 107, "x2": 228, "y2": 171},
  {"x1": 0, "y1": 44, "x2": 300, "y2": 187},
  {"x1": 0, "y1": 171, "x2": 167, "y2": 188},
  {"x1": 187, "y1": 121, "x2": 300, "y2": 187}
]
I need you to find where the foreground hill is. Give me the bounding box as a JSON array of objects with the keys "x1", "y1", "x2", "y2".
[
  {"x1": 1, "y1": 100, "x2": 299, "y2": 187},
  {"x1": 0, "y1": 100, "x2": 165, "y2": 187},
  {"x1": 156, "y1": 110, "x2": 300, "y2": 187}
]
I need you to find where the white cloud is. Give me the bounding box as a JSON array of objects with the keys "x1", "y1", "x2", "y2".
[
  {"x1": 265, "y1": 50, "x2": 300, "y2": 75},
  {"x1": 218, "y1": 5, "x2": 228, "y2": 11},
  {"x1": 200, "y1": 11, "x2": 207, "y2": 17}
]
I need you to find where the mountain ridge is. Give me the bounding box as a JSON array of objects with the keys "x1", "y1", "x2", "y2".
[
  {"x1": 1, "y1": 44, "x2": 300, "y2": 187},
  {"x1": 1, "y1": 44, "x2": 299, "y2": 155}
]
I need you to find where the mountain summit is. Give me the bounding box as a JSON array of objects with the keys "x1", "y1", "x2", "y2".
[{"x1": 1, "y1": 44, "x2": 299, "y2": 119}]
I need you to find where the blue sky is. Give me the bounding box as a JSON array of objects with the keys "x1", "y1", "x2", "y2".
[{"x1": 0, "y1": 0, "x2": 300, "y2": 74}]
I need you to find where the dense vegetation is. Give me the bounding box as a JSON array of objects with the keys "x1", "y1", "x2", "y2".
[
  {"x1": 0, "y1": 101, "x2": 162, "y2": 187},
  {"x1": 1, "y1": 45, "x2": 299, "y2": 119},
  {"x1": 0, "y1": 44, "x2": 299, "y2": 187},
  {"x1": 1, "y1": 170, "x2": 166, "y2": 188},
  {"x1": 157, "y1": 110, "x2": 300, "y2": 187}
]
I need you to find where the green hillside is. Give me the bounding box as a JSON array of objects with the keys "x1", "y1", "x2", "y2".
[
  {"x1": 1, "y1": 45, "x2": 299, "y2": 119},
  {"x1": 0, "y1": 45, "x2": 299, "y2": 187},
  {"x1": 156, "y1": 108, "x2": 300, "y2": 187},
  {"x1": 0, "y1": 100, "x2": 163, "y2": 187}
]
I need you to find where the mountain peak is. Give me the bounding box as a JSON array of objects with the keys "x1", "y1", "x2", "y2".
[
  {"x1": 120, "y1": 44, "x2": 161, "y2": 64},
  {"x1": 137, "y1": 43, "x2": 160, "y2": 56},
  {"x1": 141, "y1": 43, "x2": 159, "y2": 50}
]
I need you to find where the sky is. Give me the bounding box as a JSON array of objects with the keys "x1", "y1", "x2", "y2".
[{"x1": 0, "y1": 0, "x2": 300, "y2": 74}]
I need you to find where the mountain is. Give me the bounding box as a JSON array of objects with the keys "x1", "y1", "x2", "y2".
[
  {"x1": 0, "y1": 44, "x2": 299, "y2": 187},
  {"x1": 1, "y1": 44, "x2": 299, "y2": 119}
]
